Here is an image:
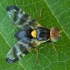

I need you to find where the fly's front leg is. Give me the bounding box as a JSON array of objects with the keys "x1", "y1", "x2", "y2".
[{"x1": 46, "y1": 40, "x2": 58, "y2": 55}]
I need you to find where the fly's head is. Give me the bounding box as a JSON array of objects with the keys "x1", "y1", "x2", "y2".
[{"x1": 50, "y1": 27, "x2": 61, "y2": 42}]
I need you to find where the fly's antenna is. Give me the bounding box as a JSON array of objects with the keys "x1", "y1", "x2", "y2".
[
  {"x1": 59, "y1": 28, "x2": 67, "y2": 37},
  {"x1": 60, "y1": 28, "x2": 67, "y2": 33}
]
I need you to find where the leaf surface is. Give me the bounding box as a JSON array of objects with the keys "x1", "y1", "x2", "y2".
[{"x1": 0, "y1": 0, "x2": 70, "y2": 70}]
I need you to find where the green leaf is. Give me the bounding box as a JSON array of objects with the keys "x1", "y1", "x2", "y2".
[{"x1": 0, "y1": 0, "x2": 70, "y2": 70}]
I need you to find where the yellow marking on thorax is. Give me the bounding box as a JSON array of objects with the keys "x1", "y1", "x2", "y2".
[{"x1": 31, "y1": 30, "x2": 37, "y2": 38}]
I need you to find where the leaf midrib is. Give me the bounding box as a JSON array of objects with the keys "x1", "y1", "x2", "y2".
[{"x1": 44, "y1": 0, "x2": 70, "y2": 40}]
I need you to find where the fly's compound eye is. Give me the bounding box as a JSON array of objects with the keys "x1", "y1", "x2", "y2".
[{"x1": 50, "y1": 27, "x2": 60, "y2": 42}]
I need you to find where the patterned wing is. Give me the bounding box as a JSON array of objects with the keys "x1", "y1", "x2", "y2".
[
  {"x1": 6, "y1": 40, "x2": 34, "y2": 63},
  {"x1": 6, "y1": 6, "x2": 37, "y2": 28}
]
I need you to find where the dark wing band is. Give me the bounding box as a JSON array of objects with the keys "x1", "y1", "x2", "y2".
[
  {"x1": 6, "y1": 6, "x2": 36, "y2": 28},
  {"x1": 6, "y1": 40, "x2": 33, "y2": 63}
]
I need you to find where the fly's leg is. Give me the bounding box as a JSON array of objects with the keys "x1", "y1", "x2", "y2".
[
  {"x1": 36, "y1": 8, "x2": 42, "y2": 20},
  {"x1": 31, "y1": 8, "x2": 43, "y2": 28},
  {"x1": 52, "y1": 42, "x2": 58, "y2": 55},
  {"x1": 47, "y1": 41, "x2": 58, "y2": 55},
  {"x1": 34, "y1": 48, "x2": 38, "y2": 62}
]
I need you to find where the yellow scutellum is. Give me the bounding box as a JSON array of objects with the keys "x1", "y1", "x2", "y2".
[{"x1": 31, "y1": 30, "x2": 37, "y2": 38}]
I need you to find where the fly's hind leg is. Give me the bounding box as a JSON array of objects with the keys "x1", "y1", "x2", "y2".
[
  {"x1": 34, "y1": 48, "x2": 38, "y2": 63},
  {"x1": 31, "y1": 47, "x2": 38, "y2": 63}
]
